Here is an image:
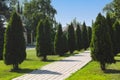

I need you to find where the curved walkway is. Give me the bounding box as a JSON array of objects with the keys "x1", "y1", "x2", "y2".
[{"x1": 13, "y1": 51, "x2": 91, "y2": 80}]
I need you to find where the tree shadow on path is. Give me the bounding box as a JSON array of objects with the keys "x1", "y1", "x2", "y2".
[{"x1": 30, "y1": 70, "x2": 62, "y2": 75}]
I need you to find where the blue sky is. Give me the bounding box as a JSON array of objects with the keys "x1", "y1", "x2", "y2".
[{"x1": 51, "y1": 0, "x2": 112, "y2": 26}]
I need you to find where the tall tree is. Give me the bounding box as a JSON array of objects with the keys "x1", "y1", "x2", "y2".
[
  {"x1": 76, "y1": 24, "x2": 82, "y2": 50},
  {"x1": 106, "y1": 13, "x2": 116, "y2": 54},
  {"x1": 17, "y1": 1, "x2": 20, "y2": 14},
  {"x1": 0, "y1": 17, "x2": 5, "y2": 60},
  {"x1": 62, "y1": 33, "x2": 68, "y2": 54},
  {"x1": 36, "y1": 18, "x2": 52, "y2": 61},
  {"x1": 82, "y1": 22, "x2": 89, "y2": 50},
  {"x1": 4, "y1": 12, "x2": 26, "y2": 71},
  {"x1": 68, "y1": 23, "x2": 76, "y2": 54},
  {"x1": 87, "y1": 27, "x2": 92, "y2": 47},
  {"x1": 0, "y1": 0, "x2": 10, "y2": 19},
  {"x1": 90, "y1": 13, "x2": 115, "y2": 71},
  {"x1": 24, "y1": 0, "x2": 57, "y2": 36},
  {"x1": 54, "y1": 24, "x2": 65, "y2": 56},
  {"x1": 112, "y1": 20, "x2": 120, "y2": 55},
  {"x1": 103, "y1": 0, "x2": 120, "y2": 20}
]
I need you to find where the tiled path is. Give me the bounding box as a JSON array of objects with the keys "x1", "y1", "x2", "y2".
[{"x1": 13, "y1": 50, "x2": 92, "y2": 80}]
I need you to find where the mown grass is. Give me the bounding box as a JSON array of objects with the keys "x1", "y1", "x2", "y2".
[
  {"x1": 0, "y1": 49, "x2": 67, "y2": 80},
  {"x1": 66, "y1": 54, "x2": 120, "y2": 80}
]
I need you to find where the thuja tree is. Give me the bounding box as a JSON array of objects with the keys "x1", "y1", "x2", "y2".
[
  {"x1": 87, "y1": 27, "x2": 92, "y2": 47},
  {"x1": 112, "y1": 20, "x2": 120, "y2": 55},
  {"x1": 76, "y1": 24, "x2": 82, "y2": 51},
  {"x1": 4, "y1": 12, "x2": 26, "y2": 71},
  {"x1": 106, "y1": 13, "x2": 116, "y2": 55},
  {"x1": 0, "y1": 19, "x2": 5, "y2": 60},
  {"x1": 82, "y1": 22, "x2": 89, "y2": 50},
  {"x1": 54, "y1": 24, "x2": 64, "y2": 56},
  {"x1": 62, "y1": 33, "x2": 68, "y2": 54},
  {"x1": 90, "y1": 13, "x2": 115, "y2": 71},
  {"x1": 36, "y1": 18, "x2": 52, "y2": 61},
  {"x1": 68, "y1": 23, "x2": 76, "y2": 54}
]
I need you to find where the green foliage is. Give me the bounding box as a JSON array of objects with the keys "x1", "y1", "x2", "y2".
[
  {"x1": 54, "y1": 24, "x2": 64, "y2": 56},
  {"x1": 54, "y1": 24, "x2": 68, "y2": 56},
  {"x1": 24, "y1": 0, "x2": 57, "y2": 35},
  {"x1": 106, "y1": 13, "x2": 116, "y2": 55},
  {"x1": 90, "y1": 13, "x2": 115, "y2": 70},
  {"x1": 82, "y1": 22, "x2": 89, "y2": 50},
  {"x1": 87, "y1": 27, "x2": 92, "y2": 47},
  {"x1": 0, "y1": 25, "x2": 5, "y2": 60},
  {"x1": 62, "y1": 33, "x2": 68, "y2": 54},
  {"x1": 4, "y1": 12, "x2": 26, "y2": 70},
  {"x1": 0, "y1": 20, "x2": 5, "y2": 60},
  {"x1": 76, "y1": 24, "x2": 82, "y2": 50},
  {"x1": 36, "y1": 18, "x2": 52, "y2": 61},
  {"x1": 68, "y1": 23, "x2": 76, "y2": 54},
  {"x1": 103, "y1": 0, "x2": 120, "y2": 20},
  {"x1": 112, "y1": 20, "x2": 120, "y2": 55},
  {"x1": 114, "y1": 0, "x2": 120, "y2": 19}
]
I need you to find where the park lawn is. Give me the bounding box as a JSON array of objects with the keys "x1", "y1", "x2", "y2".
[
  {"x1": 66, "y1": 54, "x2": 120, "y2": 80},
  {"x1": 0, "y1": 49, "x2": 66, "y2": 80}
]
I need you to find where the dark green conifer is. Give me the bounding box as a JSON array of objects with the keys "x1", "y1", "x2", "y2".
[
  {"x1": 54, "y1": 24, "x2": 64, "y2": 56},
  {"x1": 82, "y1": 22, "x2": 89, "y2": 50},
  {"x1": 36, "y1": 18, "x2": 52, "y2": 61},
  {"x1": 68, "y1": 23, "x2": 76, "y2": 54},
  {"x1": 90, "y1": 13, "x2": 115, "y2": 71},
  {"x1": 4, "y1": 12, "x2": 26, "y2": 71},
  {"x1": 76, "y1": 24, "x2": 82, "y2": 50}
]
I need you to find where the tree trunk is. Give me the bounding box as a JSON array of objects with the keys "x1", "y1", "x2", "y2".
[
  {"x1": 100, "y1": 62, "x2": 106, "y2": 71},
  {"x1": 42, "y1": 55, "x2": 47, "y2": 61},
  {"x1": 12, "y1": 64, "x2": 19, "y2": 71}
]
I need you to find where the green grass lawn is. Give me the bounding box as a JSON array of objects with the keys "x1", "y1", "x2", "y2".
[
  {"x1": 0, "y1": 49, "x2": 66, "y2": 80},
  {"x1": 66, "y1": 54, "x2": 120, "y2": 80}
]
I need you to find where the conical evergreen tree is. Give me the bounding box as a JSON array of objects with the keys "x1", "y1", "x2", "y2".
[
  {"x1": 36, "y1": 18, "x2": 52, "y2": 61},
  {"x1": 82, "y1": 22, "x2": 89, "y2": 50},
  {"x1": 76, "y1": 24, "x2": 82, "y2": 50},
  {"x1": 62, "y1": 33, "x2": 68, "y2": 54},
  {"x1": 68, "y1": 23, "x2": 76, "y2": 54},
  {"x1": 0, "y1": 20, "x2": 5, "y2": 60},
  {"x1": 54, "y1": 24, "x2": 64, "y2": 56},
  {"x1": 90, "y1": 13, "x2": 115, "y2": 71},
  {"x1": 112, "y1": 20, "x2": 120, "y2": 55},
  {"x1": 87, "y1": 27, "x2": 92, "y2": 47},
  {"x1": 4, "y1": 12, "x2": 26, "y2": 71},
  {"x1": 106, "y1": 13, "x2": 115, "y2": 55}
]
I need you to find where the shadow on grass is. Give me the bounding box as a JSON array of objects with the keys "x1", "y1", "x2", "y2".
[
  {"x1": 44, "y1": 60, "x2": 59, "y2": 62},
  {"x1": 104, "y1": 69, "x2": 120, "y2": 74},
  {"x1": 63, "y1": 54, "x2": 74, "y2": 57},
  {"x1": 116, "y1": 60, "x2": 120, "y2": 62},
  {"x1": 116, "y1": 54, "x2": 120, "y2": 57},
  {"x1": 26, "y1": 58, "x2": 39, "y2": 61},
  {"x1": 13, "y1": 68, "x2": 35, "y2": 73}
]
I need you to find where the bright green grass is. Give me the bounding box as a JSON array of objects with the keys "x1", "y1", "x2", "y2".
[
  {"x1": 66, "y1": 54, "x2": 120, "y2": 80},
  {"x1": 0, "y1": 49, "x2": 66, "y2": 80}
]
